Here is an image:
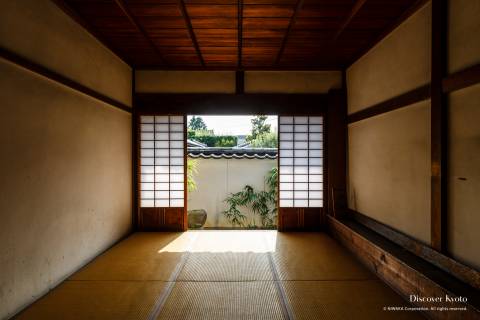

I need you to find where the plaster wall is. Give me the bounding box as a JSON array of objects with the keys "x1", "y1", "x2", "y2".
[
  {"x1": 347, "y1": 2, "x2": 431, "y2": 114},
  {"x1": 347, "y1": 101, "x2": 431, "y2": 243},
  {"x1": 447, "y1": 83, "x2": 480, "y2": 270},
  {"x1": 0, "y1": 0, "x2": 132, "y2": 106},
  {"x1": 0, "y1": 1, "x2": 133, "y2": 318},
  {"x1": 187, "y1": 158, "x2": 277, "y2": 228}
]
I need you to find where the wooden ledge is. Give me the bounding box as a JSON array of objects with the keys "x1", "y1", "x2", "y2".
[{"x1": 327, "y1": 215, "x2": 480, "y2": 320}]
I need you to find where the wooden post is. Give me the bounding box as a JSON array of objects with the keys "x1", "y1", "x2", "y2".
[{"x1": 430, "y1": 0, "x2": 448, "y2": 252}]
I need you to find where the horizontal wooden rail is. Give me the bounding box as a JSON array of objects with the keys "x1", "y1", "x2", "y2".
[
  {"x1": 0, "y1": 46, "x2": 132, "y2": 113},
  {"x1": 347, "y1": 84, "x2": 431, "y2": 123},
  {"x1": 443, "y1": 64, "x2": 480, "y2": 93},
  {"x1": 348, "y1": 62, "x2": 480, "y2": 124},
  {"x1": 349, "y1": 210, "x2": 480, "y2": 290}
]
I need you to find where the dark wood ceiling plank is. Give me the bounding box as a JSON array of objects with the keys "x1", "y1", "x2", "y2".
[
  {"x1": 244, "y1": 38, "x2": 283, "y2": 47},
  {"x1": 186, "y1": 4, "x2": 237, "y2": 17},
  {"x1": 159, "y1": 46, "x2": 197, "y2": 54},
  {"x1": 191, "y1": 17, "x2": 237, "y2": 28},
  {"x1": 195, "y1": 29, "x2": 238, "y2": 37},
  {"x1": 201, "y1": 46, "x2": 238, "y2": 54},
  {"x1": 293, "y1": 17, "x2": 342, "y2": 30},
  {"x1": 178, "y1": 0, "x2": 205, "y2": 66},
  {"x1": 243, "y1": 17, "x2": 291, "y2": 30},
  {"x1": 275, "y1": 0, "x2": 305, "y2": 65},
  {"x1": 113, "y1": 0, "x2": 166, "y2": 65},
  {"x1": 334, "y1": 0, "x2": 367, "y2": 40},
  {"x1": 298, "y1": 4, "x2": 351, "y2": 18},
  {"x1": 128, "y1": 4, "x2": 182, "y2": 17},
  {"x1": 136, "y1": 17, "x2": 186, "y2": 29},
  {"x1": 238, "y1": 0, "x2": 243, "y2": 68},
  {"x1": 198, "y1": 39, "x2": 238, "y2": 46},
  {"x1": 243, "y1": 29, "x2": 285, "y2": 38},
  {"x1": 243, "y1": 5, "x2": 294, "y2": 17},
  {"x1": 59, "y1": 0, "x2": 425, "y2": 69}
]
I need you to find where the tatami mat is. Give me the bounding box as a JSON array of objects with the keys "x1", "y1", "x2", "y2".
[
  {"x1": 70, "y1": 232, "x2": 188, "y2": 281},
  {"x1": 156, "y1": 281, "x2": 287, "y2": 320},
  {"x1": 282, "y1": 280, "x2": 424, "y2": 320},
  {"x1": 16, "y1": 231, "x2": 424, "y2": 319},
  {"x1": 15, "y1": 280, "x2": 167, "y2": 320},
  {"x1": 270, "y1": 232, "x2": 374, "y2": 280},
  {"x1": 177, "y1": 252, "x2": 274, "y2": 281}
]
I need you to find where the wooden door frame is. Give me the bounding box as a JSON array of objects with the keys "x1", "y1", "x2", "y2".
[
  {"x1": 133, "y1": 92, "x2": 345, "y2": 231},
  {"x1": 276, "y1": 114, "x2": 327, "y2": 231}
]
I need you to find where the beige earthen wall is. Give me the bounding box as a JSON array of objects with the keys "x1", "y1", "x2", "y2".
[
  {"x1": 346, "y1": 2, "x2": 432, "y2": 243},
  {"x1": 0, "y1": 0, "x2": 132, "y2": 318},
  {"x1": 446, "y1": 0, "x2": 480, "y2": 270}
]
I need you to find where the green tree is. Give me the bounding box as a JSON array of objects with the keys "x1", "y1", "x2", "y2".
[
  {"x1": 247, "y1": 115, "x2": 271, "y2": 142},
  {"x1": 188, "y1": 116, "x2": 207, "y2": 131},
  {"x1": 249, "y1": 132, "x2": 278, "y2": 148}
]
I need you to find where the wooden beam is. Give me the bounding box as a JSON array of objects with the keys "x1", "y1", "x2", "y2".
[
  {"x1": 135, "y1": 66, "x2": 341, "y2": 72},
  {"x1": 328, "y1": 216, "x2": 480, "y2": 320},
  {"x1": 238, "y1": 0, "x2": 243, "y2": 69},
  {"x1": 236, "y1": 70, "x2": 244, "y2": 94},
  {"x1": 349, "y1": 210, "x2": 480, "y2": 290},
  {"x1": 136, "y1": 93, "x2": 326, "y2": 115},
  {"x1": 178, "y1": 0, "x2": 204, "y2": 67},
  {"x1": 0, "y1": 46, "x2": 131, "y2": 113},
  {"x1": 51, "y1": 0, "x2": 132, "y2": 67},
  {"x1": 347, "y1": 84, "x2": 431, "y2": 123},
  {"x1": 275, "y1": 0, "x2": 305, "y2": 65},
  {"x1": 348, "y1": 0, "x2": 429, "y2": 67},
  {"x1": 113, "y1": 0, "x2": 166, "y2": 66},
  {"x1": 341, "y1": 61, "x2": 480, "y2": 124},
  {"x1": 430, "y1": 0, "x2": 448, "y2": 252},
  {"x1": 443, "y1": 63, "x2": 480, "y2": 93},
  {"x1": 334, "y1": 0, "x2": 367, "y2": 40}
]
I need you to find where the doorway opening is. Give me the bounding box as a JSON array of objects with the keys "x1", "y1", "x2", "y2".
[
  {"x1": 137, "y1": 113, "x2": 325, "y2": 232},
  {"x1": 186, "y1": 115, "x2": 278, "y2": 230}
]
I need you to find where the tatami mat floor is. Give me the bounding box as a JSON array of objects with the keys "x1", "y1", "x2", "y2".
[{"x1": 15, "y1": 231, "x2": 424, "y2": 320}]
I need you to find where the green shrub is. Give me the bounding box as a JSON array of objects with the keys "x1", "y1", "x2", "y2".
[
  {"x1": 223, "y1": 167, "x2": 278, "y2": 228},
  {"x1": 188, "y1": 130, "x2": 237, "y2": 147}
]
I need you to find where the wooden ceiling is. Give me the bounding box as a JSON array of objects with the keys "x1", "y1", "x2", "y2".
[{"x1": 56, "y1": 0, "x2": 425, "y2": 70}]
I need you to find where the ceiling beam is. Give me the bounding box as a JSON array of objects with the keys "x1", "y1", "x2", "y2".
[
  {"x1": 334, "y1": 0, "x2": 367, "y2": 40},
  {"x1": 238, "y1": 0, "x2": 243, "y2": 69},
  {"x1": 275, "y1": 0, "x2": 305, "y2": 65},
  {"x1": 113, "y1": 0, "x2": 166, "y2": 66},
  {"x1": 51, "y1": 0, "x2": 132, "y2": 67},
  {"x1": 178, "y1": 0, "x2": 204, "y2": 67},
  {"x1": 135, "y1": 66, "x2": 342, "y2": 71}
]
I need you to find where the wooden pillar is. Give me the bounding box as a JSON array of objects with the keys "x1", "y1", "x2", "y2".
[
  {"x1": 327, "y1": 88, "x2": 347, "y2": 218},
  {"x1": 236, "y1": 70, "x2": 244, "y2": 95},
  {"x1": 430, "y1": 0, "x2": 448, "y2": 252}
]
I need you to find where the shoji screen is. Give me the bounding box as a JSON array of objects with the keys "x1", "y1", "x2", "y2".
[
  {"x1": 139, "y1": 115, "x2": 185, "y2": 208},
  {"x1": 279, "y1": 116, "x2": 324, "y2": 208}
]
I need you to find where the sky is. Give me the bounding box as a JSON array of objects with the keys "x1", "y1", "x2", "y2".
[{"x1": 187, "y1": 115, "x2": 278, "y2": 136}]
